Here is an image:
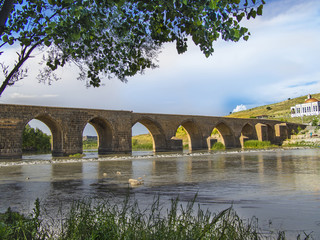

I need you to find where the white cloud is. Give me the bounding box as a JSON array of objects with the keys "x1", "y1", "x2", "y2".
[{"x1": 232, "y1": 105, "x2": 247, "y2": 113}]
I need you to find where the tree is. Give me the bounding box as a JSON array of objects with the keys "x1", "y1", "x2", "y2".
[
  {"x1": 0, "y1": 0, "x2": 265, "y2": 97},
  {"x1": 22, "y1": 124, "x2": 51, "y2": 152}
]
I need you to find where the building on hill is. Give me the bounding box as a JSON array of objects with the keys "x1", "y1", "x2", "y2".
[{"x1": 291, "y1": 94, "x2": 320, "y2": 117}]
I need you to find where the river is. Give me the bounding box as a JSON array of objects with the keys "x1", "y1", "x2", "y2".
[{"x1": 0, "y1": 148, "x2": 319, "y2": 238}]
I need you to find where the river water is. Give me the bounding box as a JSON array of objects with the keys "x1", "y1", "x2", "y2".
[{"x1": 0, "y1": 148, "x2": 319, "y2": 238}]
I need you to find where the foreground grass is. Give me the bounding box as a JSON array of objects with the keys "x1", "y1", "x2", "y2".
[{"x1": 0, "y1": 197, "x2": 313, "y2": 240}]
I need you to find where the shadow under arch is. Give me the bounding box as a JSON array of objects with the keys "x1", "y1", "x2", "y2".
[
  {"x1": 132, "y1": 117, "x2": 167, "y2": 152},
  {"x1": 85, "y1": 117, "x2": 114, "y2": 155},
  {"x1": 176, "y1": 120, "x2": 203, "y2": 151},
  {"x1": 23, "y1": 114, "x2": 63, "y2": 157},
  {"x1": 211, "y1": 122, "x2": 235, "y2": 148},
  {"x1": 265, "y1": 124, "x2": 275, "y2": 143},
  {"x1": 240, "y1": 123, "x2": 257, "y2": 147}
]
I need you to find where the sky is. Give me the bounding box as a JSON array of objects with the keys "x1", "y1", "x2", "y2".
[{"x1": 1, "y1": 0, "x2": 320, "y2": 135}]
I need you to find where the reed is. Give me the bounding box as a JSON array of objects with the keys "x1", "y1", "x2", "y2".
[{"x1": 0, "y1": 197, "x2": 313, "y2": 240}]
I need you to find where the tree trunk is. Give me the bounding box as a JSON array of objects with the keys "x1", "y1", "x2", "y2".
[{"x1": 0, "y1": 0, "x2": 15, "y2": 35}]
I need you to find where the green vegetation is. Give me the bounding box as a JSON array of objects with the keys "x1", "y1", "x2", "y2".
[
  {"x1": 243, "y1": 140, "x2": 277, "y2": 149},
  {"x1": 132, "y1": 134, "x2": 153, "y2": 150},
  {"x1": 282, "y1": 141, "x2": 319, "y2": 148},
  {"x1": 0, "y1": 0, "x2": 264, "y2": 96},
  {"x1": 227, "y1": 93, "x2": 320, "y2": 124},
  {"x1": 83, "y1": 139, "x2": 98, "y2": 150},
  {"x1": 0, "y1": 197, "x2": 311, "y2": 240},
  {"x1": 0, "y1": 199, "x2": 46, "y2": 240},
  {"x1": 22, "y1": 124, "x2": 51, "y2": 152},
  {"x1": 68, "y1": 153, "x2": 85, "y2": 158},
  {"x1": 211, "y1": 142, "x2": 225, "y2": 150}
]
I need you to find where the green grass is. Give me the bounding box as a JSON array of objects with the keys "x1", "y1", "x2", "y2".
[
  {"x1": 132, "y1": 135, "x2": 154, "y2": 150},
  {"x1": 83, "y1": 140, "x2": 98, "y2": 150},
  {"x1": 0, "y1": 197, "x2": 312, "y2": 240},
  {"x1": 282, "y1": 141, "x2": 319, "y2": 148},
  {"x1": 211, "y1": 142, "x2": 225, "y2": 150},
  {"x1": 243, "y1": 140, "x2": 278, "y2": 149}
]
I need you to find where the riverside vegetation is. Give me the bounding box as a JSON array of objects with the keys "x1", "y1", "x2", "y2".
[{"x1": 0, "y1": 197, "x2": 313, "y2": 240}]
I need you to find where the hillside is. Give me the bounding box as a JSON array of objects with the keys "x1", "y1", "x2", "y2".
[
  {"x1": 132, "y1": 127, "x2": 190, "y2": 150},
  {"x1": 226, "y1": 93, "x2": 320, "y2": 124}
]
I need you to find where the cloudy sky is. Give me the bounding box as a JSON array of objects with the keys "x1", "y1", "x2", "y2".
[{"x1": 1, "y1": 0, "x2": 320, "y2": 135}]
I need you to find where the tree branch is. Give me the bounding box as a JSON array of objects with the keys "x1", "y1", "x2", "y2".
[{"x1": 0, "y1": 41, "x2": 41, "y2": 96}]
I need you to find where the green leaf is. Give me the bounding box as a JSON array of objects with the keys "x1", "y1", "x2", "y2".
[
  {"x1": 243, "y1": 35, "x2": 249, "y2": 41},
  {"x1": 183, "y1": 0, "x2": 187, "y2": 5},
  {"x1": 257, "y1": 5, "x2": 263, "y2": 16},
  {"x1": 209, "y1": 0, "x2": 216, "y2": 9},
  {"x1": 2, "y1": 35, "x2": 8, "y2": 43},
  {"x1": 44, "y1": 39, "x2": 51, "y2": 47}
]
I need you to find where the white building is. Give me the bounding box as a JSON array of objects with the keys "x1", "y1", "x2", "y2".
[{"x1": 291, "y1": 94, "x2": 320, "y2": 117}]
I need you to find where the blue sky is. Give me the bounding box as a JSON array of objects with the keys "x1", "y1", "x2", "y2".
[{"x1": 1, "y1": 0, "x2": 320, "y2": 135}]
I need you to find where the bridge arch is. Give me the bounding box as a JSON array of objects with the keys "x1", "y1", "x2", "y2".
[
  {"x1": 240, "y1": 123, "x2": 257, "y2": 147},
  {"x1": 175, "y1": 120, "x2": 202, "y2": 151},
  {"x1": 22, "y1": 114, "x2": 63, "y2": 156},
  {"x1": 132, "y1": 117, "x2": 166, "y2": 151},
  {"x1": 211, "y1": 122, "x2": 235, "y2": 148},
  {"x1": 83, "y1": 116, "x2": 114, "y2": 154}
]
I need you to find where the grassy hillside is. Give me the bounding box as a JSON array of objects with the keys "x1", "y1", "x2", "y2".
[
  {"x1": 227, "y1": 93, "x2": 320, "y2": 124},
  {"x1": 132, "y1": 127, "x2": 190, "y2": 150}
]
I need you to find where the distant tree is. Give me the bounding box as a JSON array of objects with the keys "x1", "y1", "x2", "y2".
[
  {"x1": 22, "y1": 124, "x2": 51, "y2": 152},
  {"x1": 0, "y1": 0, "x2": 265, "y2": 96},
  {"x1": 266, "y1": 106, "x2": 272, "y2": 110}
]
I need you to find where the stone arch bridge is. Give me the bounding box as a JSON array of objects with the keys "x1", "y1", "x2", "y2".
[{"x1": 0, "y1": 104, "x2": 302, "y2": 159}]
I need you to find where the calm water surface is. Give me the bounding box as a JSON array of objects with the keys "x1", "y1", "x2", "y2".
[{"x1": 0, "y1": 148, "x2": 319, "y2": 237}]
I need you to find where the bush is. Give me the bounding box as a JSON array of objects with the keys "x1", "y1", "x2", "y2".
[{"x1": 211, "y1": 142, "x2": 225, "y2": 150}]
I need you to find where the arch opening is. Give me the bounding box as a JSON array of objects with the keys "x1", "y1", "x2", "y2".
[
  {"x1": 83, "y1": 117, "x2": 113, "y2": 155},
  {"x1": 22, "y1": 116, "x2": 63, "y2": 157},
  {"x1": 132, "y1": 118, "x2": 166, "y2": 152},
  {"x1": 82, "y1": 123, "x2": 98, "y2": 151},
  {"x1": 240, "y1": 123, "x2": 256, "y2": 147},
  {"x1": 266, "y1": 124, "x2": 275, "y2": 143},
  {"x1": 174, "y1": 121, "x2": 202, "y2": 151},
  {"x1": 174, "y1": 126, "x2": 189, "y2": 150},
  {"x1": 209, "y1": 122, "x2": 234, "y2": 149},
  {"x1": 132, "y1": 122, "x2": 153, "y2": 151}
]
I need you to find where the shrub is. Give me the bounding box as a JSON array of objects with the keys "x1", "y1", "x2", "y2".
[{"x1": 211, "y1": 142, "x2": 225, "y2": 150}]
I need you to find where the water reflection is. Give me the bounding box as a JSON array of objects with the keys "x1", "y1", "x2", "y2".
[{"x1": 0, "y1": 149, "x2": 319, "y2": 237}]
